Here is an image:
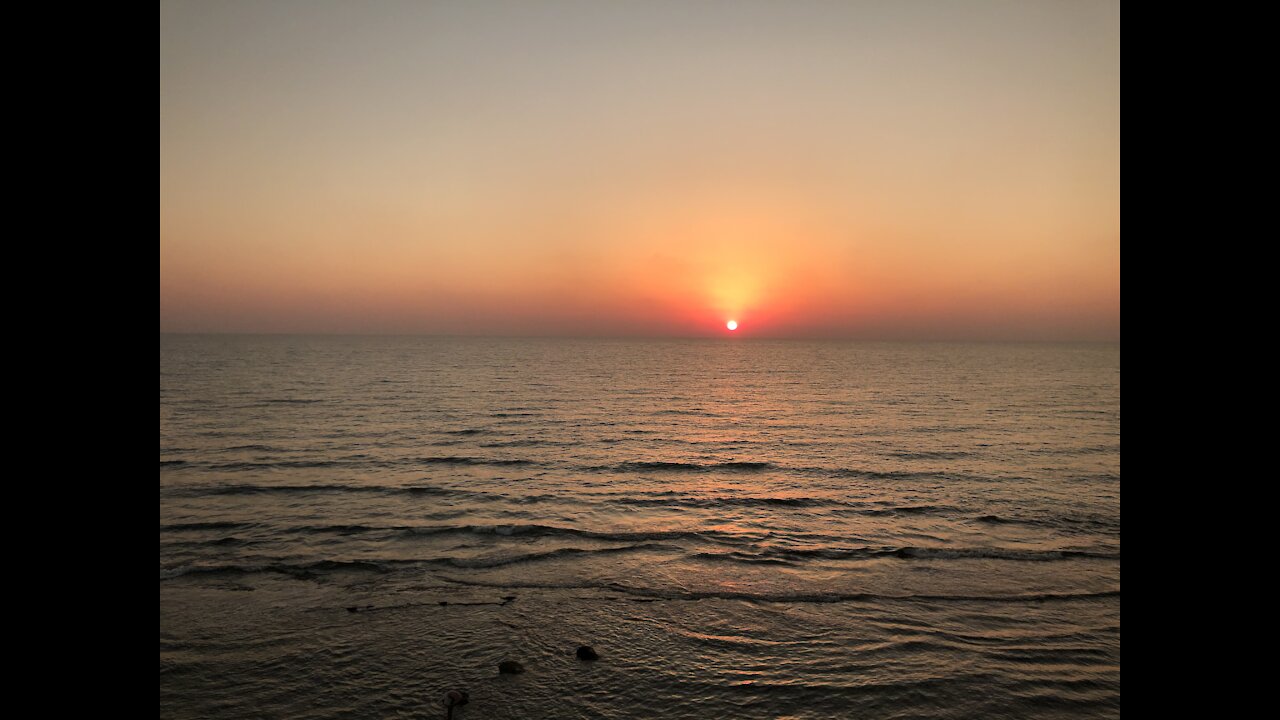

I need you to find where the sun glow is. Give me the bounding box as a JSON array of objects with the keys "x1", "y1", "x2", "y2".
[{"x1": 726, "y1": 320, "x2": 738, "y2": 331}]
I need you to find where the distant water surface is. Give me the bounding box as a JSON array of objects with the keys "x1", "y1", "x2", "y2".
[{"x1": 160, "y1": 336, "x2": 1120, "y2": 719}]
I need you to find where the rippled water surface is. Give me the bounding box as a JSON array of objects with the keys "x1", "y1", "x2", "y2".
[{"x1": 160, "y1": 336, "x2": 1120, "y2": 719}]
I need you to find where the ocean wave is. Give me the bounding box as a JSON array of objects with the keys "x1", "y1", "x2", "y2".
[
  {"x1": 160, "y1": 558, "x2": 390, "y2": 580},
  {"x1": 885, "y1": 451, "x2": 973, "y2": 460},
  {"x1": 163, "y1": 483, "x2": 440, "y2": 497},
  {"x1": 259, "y1": 398, "x2": 325, "y2": 405},
  {"x1": 151, "y1": 521, "x2": 388, "y2": 537},
  {"x1": 825, "y1": 467, "x2": 985, "y2": 482},
  {"x1": 181, "y1": 459, "x2": 376, "y2": 471},
  {"x1": 899, "y1": 546, "x2": 1119, "y2": 561},
  {"x1": 416, "y1": 456, "x2": 535, "y2": 466},
  {"x1": 437, "y1": 577, "x2": 1122, "y2": 605},
  {"x1": 162, "y1": 521, "x2": 745, "y2": 546},
  {"x1": 606, "y1": 583, "x2": 1122, "y2": 604},
  {"x1": 160, "y1": 516, "x2": 1119, "y2": 565},
  {"x1": 865, "y1": 505, "x2": 947, "y2": 516},
  {"x1": 162, "y1": 482, "x2": 486, "y2": 498},
  {"x1": 160, "y1": 452, "x2": 1102, "y2": 485},
  {"x1": 1026, "y1": 443, "x2": 1121, "y2": 456},
  {"x1": 163, "y1": 455, "x2": 540, "y2": 472},
  {"x1": 688, "y1": 551, "x2": 796, "y2": 566},
  {"x1": 609, "y1": 496, "x2": 960, "y2": 517},
  {"x1": 429, "y1": 543, "x2": 677, "y2": 569},
  {"x1": 479, "y1": 439, "x2": 577, "y2": 448},
  {"x1": 160, "y1": 539, "x2": 1117, "y2": 586},
  {"x1": 975, "y1": 513, "x2": 1121, "y2": 532},
  {"x1": 602, "y1": 460, "x2": 774, "y2": 473},
  {"x1": 614, "y1": 495, "x2": 834, "y2": 508},
  {"x1": 161, "y1": 521, "x2": 256, "y2": 531},
  {"x1": 397, "y1": 523, "x2": 739, "y2": 544},
  {"x1": 160, "y1": 543, "x2": 678, "y2": 579},
  {"x1": 976, "y1": 514, "x2": 1014, "y2": 524},
  {"x1": 692, "y1": 546, "x2": 1119, "y2": 564}
]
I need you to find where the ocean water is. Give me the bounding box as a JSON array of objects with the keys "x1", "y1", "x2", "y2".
[{"x1": 159, "y1": 336, "x2": 1120, "y2": 719}]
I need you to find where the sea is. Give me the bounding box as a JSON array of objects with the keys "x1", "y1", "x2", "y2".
[{"x1": 160, "y1": 335, "x2": 1120, "y2": 719}]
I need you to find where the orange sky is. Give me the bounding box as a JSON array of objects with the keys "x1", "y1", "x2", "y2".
[{"x1": 160, "y1": 0, "x2": 1119, "y2": 340}]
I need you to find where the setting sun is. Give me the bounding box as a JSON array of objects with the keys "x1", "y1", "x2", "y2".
[{"x1": 727, "y1": 320, "x2": 738, "y2": 331}]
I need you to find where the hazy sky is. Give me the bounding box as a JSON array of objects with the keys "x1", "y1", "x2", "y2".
[{"x1": 160, "y1": 0, "x2": 1119, "y2": 340}]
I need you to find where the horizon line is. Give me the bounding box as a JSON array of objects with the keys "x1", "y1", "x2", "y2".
[{"x1": 159, "y1": 331, "x2": 1120, "y2": 345}]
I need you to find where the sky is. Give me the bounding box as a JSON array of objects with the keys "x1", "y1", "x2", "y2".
[{"x1": 160, "y1": 0, "x2": 1120, "y2": 341}]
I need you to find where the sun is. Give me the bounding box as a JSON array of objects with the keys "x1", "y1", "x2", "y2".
[{"x1": 726, "y1": 320, "x2": 738, "y2": 331}]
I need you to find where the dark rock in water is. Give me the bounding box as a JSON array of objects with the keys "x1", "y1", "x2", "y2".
[
  {"x1": 439, "y1": 600, "x2": 449, "y2": 606},
  {"x1": 444, "y1": 690, "x2": 469, "y2": 707},
  {"x1": 498, "y1": 660, "x2": 525, "y2": 674},
  {"x1": 346, "y1": 606, "x2": 359, "y2": 613},
  {"x1": 576, "y1": 646, "x2": 599, "y2": 661}
]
